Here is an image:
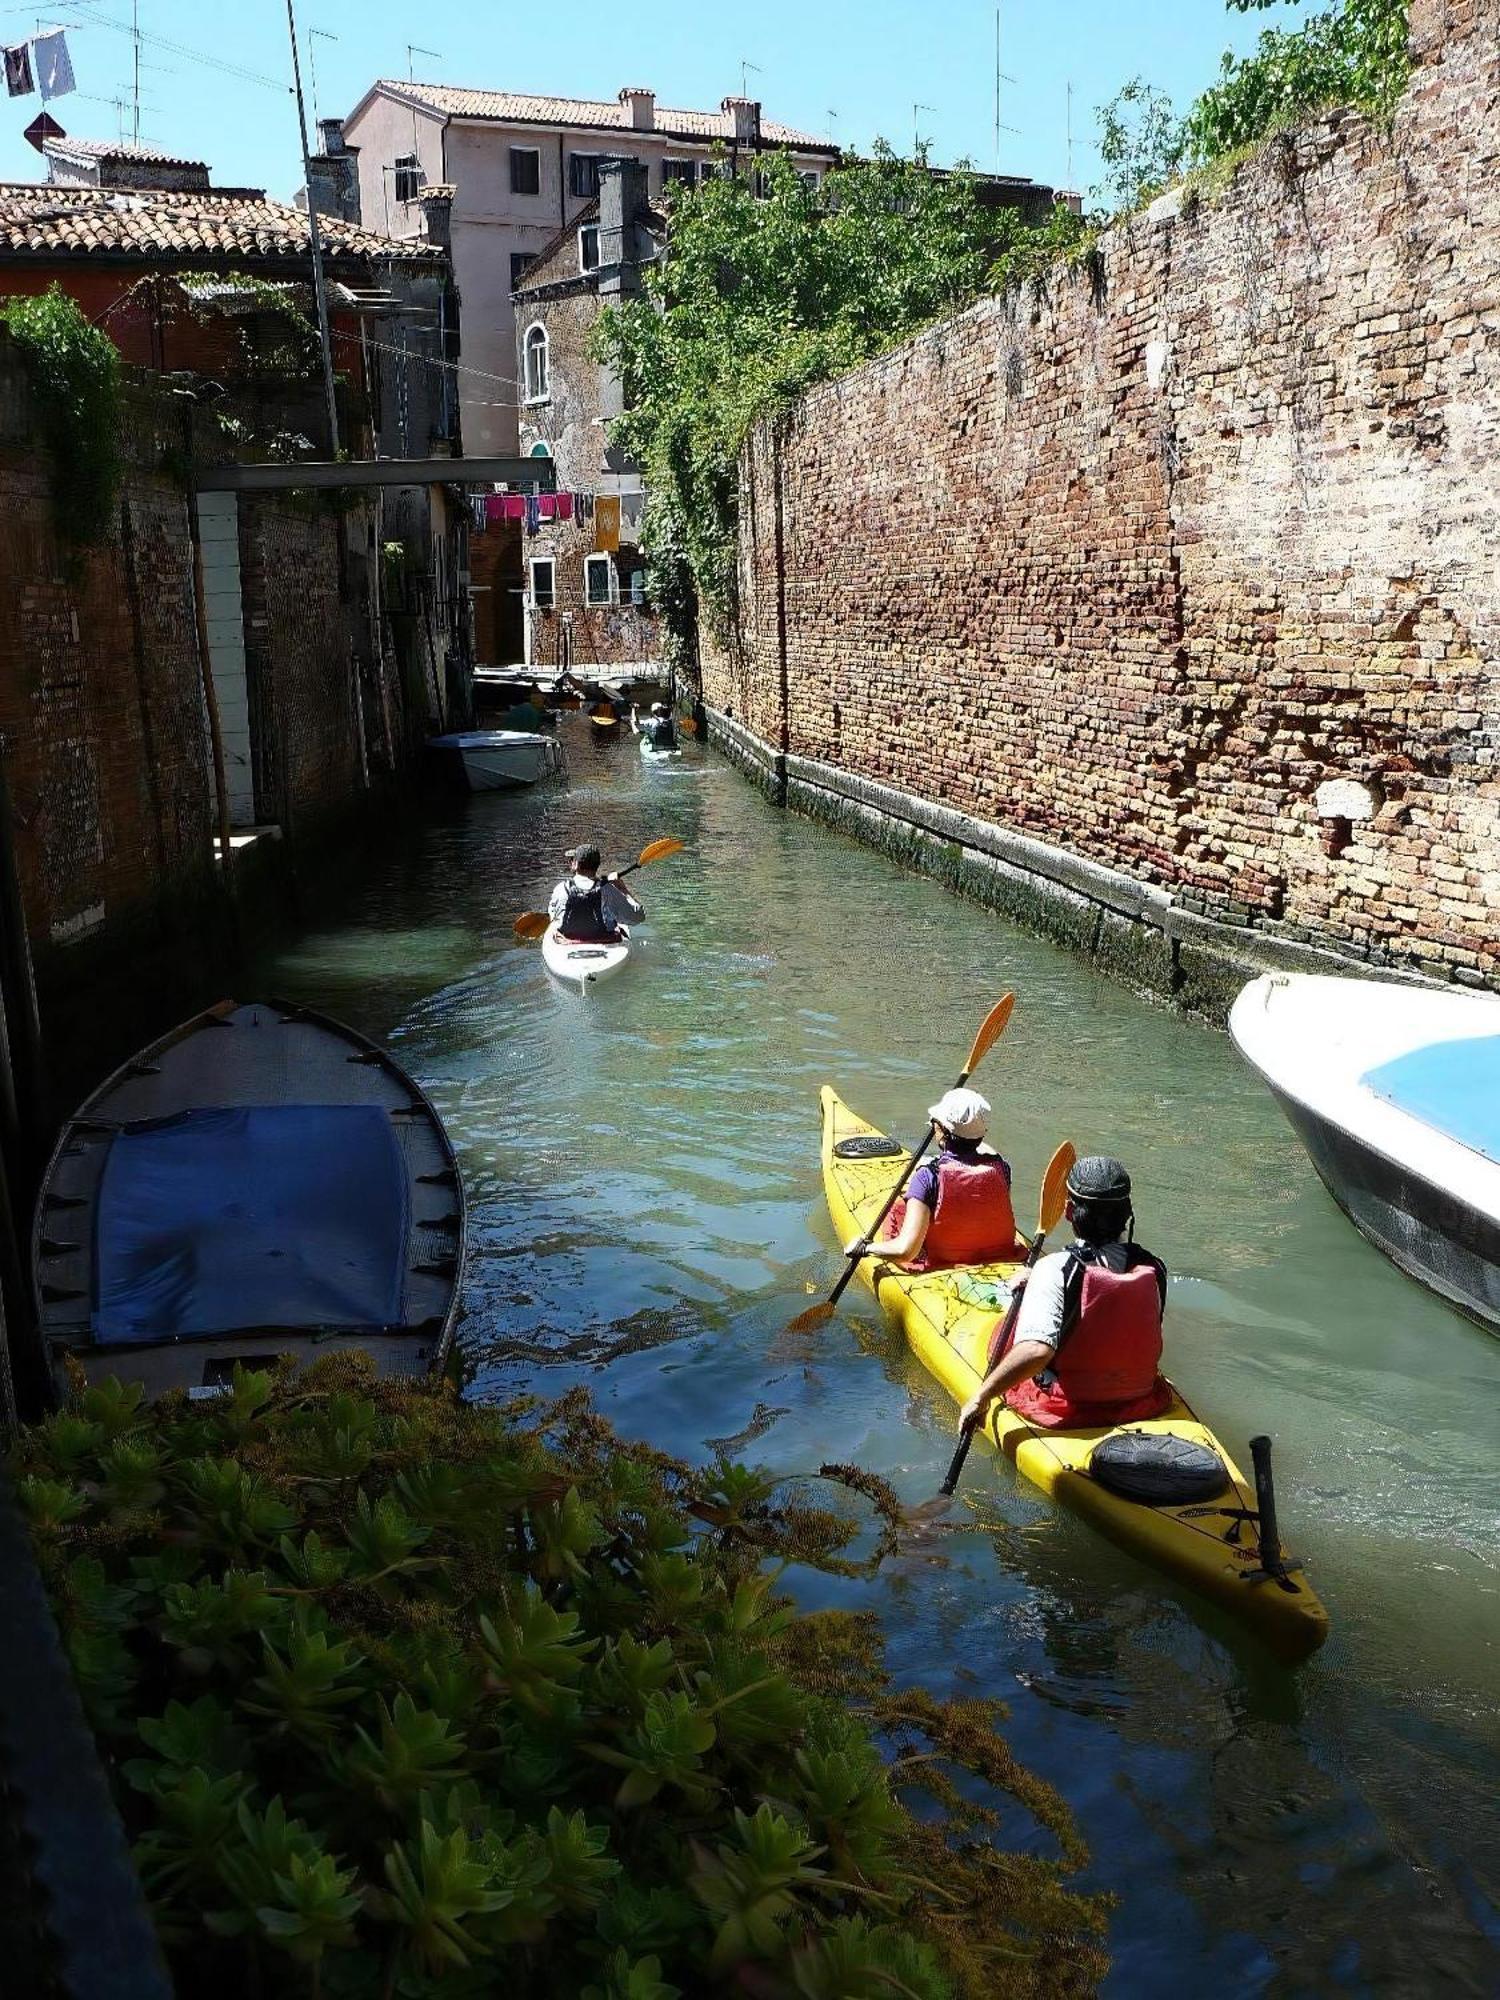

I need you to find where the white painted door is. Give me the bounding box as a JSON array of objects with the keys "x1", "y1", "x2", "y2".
[{"x1": 196, "y1": 491, "x2": 256, "y2": 827}]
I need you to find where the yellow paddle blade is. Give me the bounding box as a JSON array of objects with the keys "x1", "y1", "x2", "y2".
[
  {"x1": 636, "y1": 836, "x2": 684, "y2": 867},
  {"x1": 1037, "y1": 1141, "x2": 1076, "y2": 1237},
  {"x1": 512, "y1": 911, "x2": 549, "y2": 941},
  {"x1": 784, "y1": 1300, "x2": 837, "y2": 1336},
  {"x1": 590, "y1": 706, "x2": 620, "y2": 726},
  {"x1": 963, "y1": 992, "x2": 1015, "y2": 1078}
]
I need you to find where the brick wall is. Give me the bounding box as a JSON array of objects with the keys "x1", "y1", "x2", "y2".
[{"x1": 708, "y1": 0, "x2": 1500, "y2": 990}]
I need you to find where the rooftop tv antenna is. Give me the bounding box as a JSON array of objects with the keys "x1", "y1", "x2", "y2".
[
  {"x1": 994, "y1": 7, "x2": 1017, "y2": 170},
  {"x1": 913, "y1": 101, "x2": 936, "y2": 159},
  {"x1": 308, "y1": 26, "x2": 338, "y2": 130},
  {"x1": 740, "y1": 58, "x2": 762, "y2": 98}
]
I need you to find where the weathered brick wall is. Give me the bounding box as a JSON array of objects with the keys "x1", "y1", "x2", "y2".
[{"x1": 709, "y1": 0, "x2": 1500, "y2": 988}]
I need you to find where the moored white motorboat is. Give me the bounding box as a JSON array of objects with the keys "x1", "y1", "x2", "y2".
[
  {"x1": 428, "y1": 730, "x2": 563, "y2": 791},
  {"x1": 541, "y1": 924, "x2": 631, "y2": 990},
  {"x1": 1229, "y1": 972, "x2": 1500, "y2": 1333}
]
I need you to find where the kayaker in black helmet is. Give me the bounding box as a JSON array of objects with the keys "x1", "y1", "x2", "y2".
[
  {"x1": 548, "y1": 843, "x2": 644, "y2": 943},
  {"x1": 960, "y1": 1155, "x2": 1170, "y2": 1432},
  {"x1": 632, "y1": 702, "x2": 679, "y2": 750}
]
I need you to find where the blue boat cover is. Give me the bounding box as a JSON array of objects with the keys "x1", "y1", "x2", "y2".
[
  {"x1": 1361, "y1": 1036, "x2": 1500, "y2": 1166},
  {"x1": 93, "y1": 1106, "x2": 409, "y2": 1345}
]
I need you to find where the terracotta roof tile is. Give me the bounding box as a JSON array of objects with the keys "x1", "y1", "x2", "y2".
[
  {"x1": 379, "y1": 80, "x2": 836, "y2": 153},
  {"x1": 0, "y1": 183, "x2": 445, "y2": 266}
]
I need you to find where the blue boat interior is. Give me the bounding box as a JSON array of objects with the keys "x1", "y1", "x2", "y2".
[
  {"x1": 92, "y1": 1105, "x2": 410, "y2": 1345},
  {"x1": 1361, "y1": 1035, "x2": 1500, "y2": 1165}
]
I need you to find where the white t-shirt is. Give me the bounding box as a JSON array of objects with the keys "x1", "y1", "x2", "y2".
[
  {"x1": 547, "y1": 872, "x2": 643, "y2": 928},
  {"x1": 1010, "y1": 1249, "x2": 1074, "y2": 1353}
]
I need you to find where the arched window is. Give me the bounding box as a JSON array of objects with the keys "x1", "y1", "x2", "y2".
[
  {"x1": 524, "y1": 324, "x2": 549, "y2": 403},
  {"x1": 529, "y1": 440, "x2": 553, "y2": 458}
]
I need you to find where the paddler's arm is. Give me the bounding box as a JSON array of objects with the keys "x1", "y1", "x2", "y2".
[
  {"x1": 844, "y1": 1197, "x2": 931, "y2": 1267},
  {"x1": 628, "y1": 706, "x2": 641, "y2": 734},
  {"x1": 959, "y1": 1340, "x2": 1053, "y2": 1428}
]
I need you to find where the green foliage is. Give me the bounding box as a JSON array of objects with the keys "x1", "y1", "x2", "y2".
[
  {"x1": 591, "y1": 148, "x2": 1086, "y2": 641},
  {"x1": 0, "y1": 284, "x2": 123, "y2": 545},
  {"x1": 11, "y1": 1357, "x2": 1109, "y2": 1995},
  {"x1": 1096, "y1": 1, "x2": 1410, "y2": 212}
]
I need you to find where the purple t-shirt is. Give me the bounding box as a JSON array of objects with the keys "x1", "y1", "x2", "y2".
[{"x1": 907, "y1": 1143, "x2": 1011, "y2": 1212}]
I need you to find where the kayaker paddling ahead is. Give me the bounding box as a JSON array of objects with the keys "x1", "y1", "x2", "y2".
[
  {"x1": 960, "y1": 1154, "x2": 1171, "y2": 1432},
  {"x1": 844, "y1": 1087, "x2": 1020, "y2": 1271},
  {"x1": 549, "y1": 844, "x2": 644, "y2": 943}
]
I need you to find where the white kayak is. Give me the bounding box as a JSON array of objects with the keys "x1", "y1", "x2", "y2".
[{"x1": 541, "y1": 924, "x2": 632, "y2": 990}]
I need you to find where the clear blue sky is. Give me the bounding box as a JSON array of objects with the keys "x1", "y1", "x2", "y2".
[{"x1": 0, "y1": 0, "x2": 1305, "y2": 205}]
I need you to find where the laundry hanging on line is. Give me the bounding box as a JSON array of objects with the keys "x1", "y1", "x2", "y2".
[
  {"x1": 3, "y1": 43, "x2": 34, "y2": 98},
  {"x1": 31, "y1": 28, "x2": 74, "y2": 102}
]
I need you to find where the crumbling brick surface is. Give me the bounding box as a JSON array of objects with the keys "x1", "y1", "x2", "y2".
[{"x1": 707, "y1": 0, "x2": 1500, "y2": 986}]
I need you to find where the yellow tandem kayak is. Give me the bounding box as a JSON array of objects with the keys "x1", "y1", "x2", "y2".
[{"x1": 819, "y1": 1087, "x2": 1331, "y2": 1660}]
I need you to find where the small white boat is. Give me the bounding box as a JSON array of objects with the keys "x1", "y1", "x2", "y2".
[
  {"x1": 639, "y1": 736, "x2": 683, "y2": 761},
  {"x1": 1230, "y1": 972, "x2": 1500, "y2": 1333},
  {"x1": 541, "y1": 924, "x2": 632, "y2": 990},
  {"x1": 428, "y1": 730, "x2": 563, "y2": 791}
]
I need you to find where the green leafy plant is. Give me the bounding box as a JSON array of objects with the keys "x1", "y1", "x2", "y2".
[
  {"x1": 0, "y1": 284, "x2": 123, "y2": 544},
  {"x1": 10, "y1": 1356, "x2": 1109, "y2": 1995}
]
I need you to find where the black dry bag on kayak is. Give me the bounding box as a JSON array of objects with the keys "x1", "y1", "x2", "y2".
[{"x1": 1088, "y1": 1431, "x2": 1229, "y2": 1506}]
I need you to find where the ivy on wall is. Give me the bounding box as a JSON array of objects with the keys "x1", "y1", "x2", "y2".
[{"x1": 1, "y1": 283, "x2": 124, "y2": 547}]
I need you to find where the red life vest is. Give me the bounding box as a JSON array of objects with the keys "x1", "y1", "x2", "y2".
[
  {"x1": 1006, "y1": 1255, "x2": 1170, "y2": 1429},
  {"x1": 912, "y1": 1154, "x2": 1019, "y2": 1269}
]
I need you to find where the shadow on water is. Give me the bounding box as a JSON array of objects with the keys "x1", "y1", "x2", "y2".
[{"x1": 254, "y1": 715, "x2": 1500, "y2": 1994}]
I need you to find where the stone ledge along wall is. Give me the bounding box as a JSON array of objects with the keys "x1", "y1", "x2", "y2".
[{"x1": 702, "y1": 0, "x2": 1500, "y2": 1018}]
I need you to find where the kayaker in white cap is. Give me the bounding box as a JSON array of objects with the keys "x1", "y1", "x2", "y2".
[
  {"x1": 844, "y1": 1086, "x2": 1019, "y2": 1271},
  {"x1": 631, "y1": 702, "x2": 679, "y2": 750}
]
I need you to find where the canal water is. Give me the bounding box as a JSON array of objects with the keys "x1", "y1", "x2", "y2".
[{"x1": 256, "y1": 717, "x2": 1499, "y2": 1994}]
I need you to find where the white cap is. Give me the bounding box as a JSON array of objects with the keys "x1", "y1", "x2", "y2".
[{"x1": 927, "y1": 1087, "x2": 991, "y2": 1139}]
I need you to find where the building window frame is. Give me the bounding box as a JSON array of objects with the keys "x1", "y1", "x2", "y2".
[
  {"x1": 528, "y1": 440, "x2": 553, "y2": 458},
  {"x1": 578, "y1": 223, "x2": 601, "y2": 274},
  {"x1": 392, "y1": 152, "x2": 422, "y2": 203},
  {"x1": 568, "y1": 152, "x2": 605, "y2": 199},
  {"x1": 529, "y1": 557, "x2": 556, "y2": 610},
  {"x1": 522, "y1": 323, "x2": 550, "y2": 404},
  {"x1": 509, "y1": 145, "x2": 541, "y2": 196},
  {"x1": 661, "y1": 156, "x2": 697, "y2": 189},
  {"x1": 583, "y1": 554, "x2": 615, "y2": 607},
  {"x1": 509, "y1": 250, "x2": 535, "y2": 293}
]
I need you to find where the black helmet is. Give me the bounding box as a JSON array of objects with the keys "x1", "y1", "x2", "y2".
[{"x1": 1066, "y1": 1156, "x2": 1131, "y2": 1202}]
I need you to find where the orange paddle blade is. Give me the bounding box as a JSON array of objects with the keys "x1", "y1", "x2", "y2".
[
  {"x1": 962, "y1": 992, "x2": 1015, "y2": 1078},
  {"x1": 1037, "y1": 1141, "x2": 1076, "y2": 1237},
  {"x1": 512, "y1": 911, "x2": 550, "y2": 941},
  {"x1": 636, "y1": 836, "x2": 684, "y2": 867},
  {"x1": 678, "y1": 715, "x2": 699, "y2": 734},
  {"x1": 784, "y1": 1300, "x2": 837, "y2": 1336}
]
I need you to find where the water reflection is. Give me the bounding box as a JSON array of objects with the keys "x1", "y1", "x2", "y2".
[{"x1": 255, "y1": 715, "x2": 1500, "y2": 1991}]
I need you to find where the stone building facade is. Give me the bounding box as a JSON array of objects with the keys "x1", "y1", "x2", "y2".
[
  {"x1": 507, "y1": 160, "x2": 660, "y2": 673},
  {"x1": 704, "y1": 0, "x2": 1500, "y2": 1013}
]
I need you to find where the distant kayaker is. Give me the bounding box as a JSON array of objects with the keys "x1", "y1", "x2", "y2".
[
  {"x1": 959, "y1": 1155, "x2": 1171, "y2": 1431},
  {"x1": 844, "y1": 1088, "x2": 1019, "y2": 1271},
  {"x1": 549, "y1": 844, "x2": 644, "y2": 943},
  {"x1": 632, "y1": 702, "x2": 679, "y2": 750}
]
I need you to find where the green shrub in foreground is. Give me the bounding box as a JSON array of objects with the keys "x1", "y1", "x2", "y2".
[{"x1": 14, "y1": 1357, "x2": 1108, "y2": 1997}]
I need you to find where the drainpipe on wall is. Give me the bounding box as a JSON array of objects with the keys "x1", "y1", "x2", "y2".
[{"x1": 182, "y1": 417, "x2": 237, "y2": 888}]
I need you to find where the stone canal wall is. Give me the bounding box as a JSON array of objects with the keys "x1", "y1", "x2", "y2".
[{"x1": 701, "y1": 0, "x2": 1500, "y2": 1010}]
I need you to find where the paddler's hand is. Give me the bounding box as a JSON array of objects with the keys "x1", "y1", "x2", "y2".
[
  {"x1": 959, "y1": 1393, "x2": 990, "y2": 1431},
  {"x1": 843, "y1": 1234, "x2": 871, "y2": 1259}
]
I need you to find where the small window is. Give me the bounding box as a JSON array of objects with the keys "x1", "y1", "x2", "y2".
[
  {"x1": 578, "y1": 224, "x2": 600, "y2": 273},
  {"x1": 584, "y1": 554, "x2": 615, "y2": 607},
  {"x1": 509, "y1": 146, "x2": 541, "y2": 195},
  {"x1": 528, "y1": 440, "x2": 552, "y2": 458},
  {"x1": 523, "y1": 324, "x2": 549, "y2": 403},
  {"x1": 529, "y1": 558, "x2": 556, "y2": 610},
  {"x1": 510, "y1": 251, "x2": 535, "y2": 292},
  {"x1": 700, "y1": 159, "x2": 727, "y2": 183},
  {"x1": 393, "y1": 153, "x2": 421, "y2": 203},
  {"x1": 662, "y1": 158, "x2": 697, "y2": 188},
  {"x1": 799, "y1": 170, "x2": 820, "y2": 193},
  {"x1": 568, "y1": 153, "x2": 603, "y2": 199}
]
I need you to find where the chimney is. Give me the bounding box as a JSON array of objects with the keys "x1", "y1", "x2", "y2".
[
  {"x1": 318, "y1": 117, "x2": 348, "y2": 156},
  {"x1": 720, "y1": 96, "x2": 761, "y2": 148},
  {"x1": 418, "y1": 185, "x2": 453, "y2": 251},
  {"x1": 596, "y1": 158, "x2": 650, "y2": 301},
  {"x1": 618, "y1": 86, "x2": 655, "y2": 132},
  {"x1": 1057, "y1": 190, "x2": 1083, "y2": 217}
]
